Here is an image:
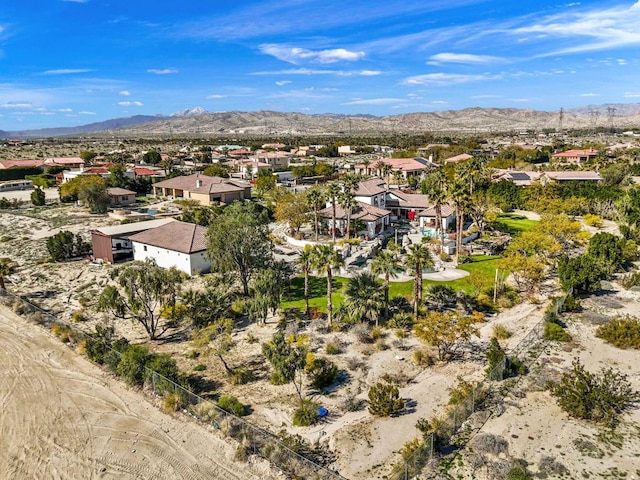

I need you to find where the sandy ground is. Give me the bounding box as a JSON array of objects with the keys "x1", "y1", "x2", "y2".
[
  {"x1": 0, "y1": 305, "x2": 272, "y2": 480},
  {"x1": 452, "y1": 282, "x2": 640, "y2": 479}
]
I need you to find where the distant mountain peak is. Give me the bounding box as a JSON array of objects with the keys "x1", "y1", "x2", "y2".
[{"x1": 171, "y1": 107, "x2": 208, "y2": 117}]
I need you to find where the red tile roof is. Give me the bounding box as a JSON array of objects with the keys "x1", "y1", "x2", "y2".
[
  {"x1": 0, "y1": 159, "x2": 45, "y2": 169},
  {"x1": 153, "y1": 173, "x2": 250, "y2": 194}
]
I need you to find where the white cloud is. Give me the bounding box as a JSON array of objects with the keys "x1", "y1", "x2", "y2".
[
  {"x1": 147, "y1": 68, "x2": 178, "y2": 75},
  {"x1": 402, "y1": 73, "x2": 500, "y2": 86},
  {"x1": 343, "y1": 98, "x2": 408, "y2": 105},
  {"x1": 78, "y1": 111, "x2": 96, "y2": 115},
  {"x1": 427, "y1": 52, "x2": 503, "y2": 65},
  {"x1": 42, "y1": 69, "x2": 93, "y2": 75},
  {"x1": 511, "y1": 2, "x2": 640, "y2": 56},
  {"x1": 580, "y1": 92, "x2": 599, "y2": 97},
  {"x1": 0, "y1": 102, "x2": 34, "y2": 109},
  {"x1": 359, "y1": 70, "x2": 381, "y2": 76},
  {"x1": 625, "y1": 92, "x2": 640, "y2": 98},
  {"x1": 259, "y1": 44, "x2": 365, "y2": 64},
  {"x1": 471, "y1": 94, "x2": 500, "y2": 99},
  {"x1": 432, "y1": 100, "x2": 448, "y2": 104},
  {"x1": 119, "y1": 90, "x2": 131, "y2": 96},
  {"x1": 275, "y1": 80, "x2": 292, "y2": 86},
  {"x1": 206, "y1": 94, "x2": 226, "y2": 99},
  {"x1": 58, "y1": 108, "x2": 73, "y2": 112},
  {"x1": 252, "y1": 68, "x2": 339, "y2": 76},
  {"x1": 63, "y1": 0, "x2": 88, "y2": 3},
  {"x1": 117, "y1": 101, "x2": 143, "y2": 106}
]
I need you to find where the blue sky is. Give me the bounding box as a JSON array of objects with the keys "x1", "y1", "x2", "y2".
[{"x1": 2, "y1": 0, "x2": 640, "y2": 130}]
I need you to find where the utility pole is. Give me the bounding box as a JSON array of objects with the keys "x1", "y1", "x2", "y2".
[
  {"x1": 606, "y1": 106, "x2": 617, "y2": 132},
  {"x1": 558, "y1": 108, "x2": 564, "y2": 136}
]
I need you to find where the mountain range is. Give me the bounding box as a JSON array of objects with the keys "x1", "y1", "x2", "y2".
[{"x1": 2, "y1": 104, "x2": 640, "y2": 139}]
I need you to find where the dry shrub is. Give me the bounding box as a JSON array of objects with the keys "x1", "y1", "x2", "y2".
[
  {"x1": 492, "y1": 324, "x2": 512, "y2": 339},
  {"x1": 538, "y1": 456, "x2": 568, "y2": 476},
  {"x1": 163, "y1": 393, "x2": 184, "y2": 412},
  {"x1": 412, "y1": 349, "x2": 435, "y2": 367},
  {"x1": 191, "y1": 401, "x2": 222, "y2": 424},
  {"x1": 374, "y1": 338, "x2": 388, "y2": 351},
  {"x1": 76, "y1": 339, "x2": 87, "y2": 356},
  {"x1": 470, "y1": 433, "x2": 509, "y2": 456},
  {"x1": 370, "y1": 326, "x2": 384, "y2": 341},
  {"x1": 352, "y1": 323, "x2": 372, "y2": 343}
]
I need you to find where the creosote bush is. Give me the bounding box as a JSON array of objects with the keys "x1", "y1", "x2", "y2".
[
  {"x1": 492, "y1": 324, "x2": 512, "y2": 339},
  {"x1": 543, "y1": 321, "x2": 571, "y2": 342},
  {"x1": 551, "y1": 359, "x2": 638, "y2": 427},
  {"x1": 596, "y1": 315, "x2": 640, "y2": 349},
  {"x1": 368, "y1": 380, "x2": 405, "y2": 416},
  {"x1": 293, "y1": 399, "x2": 319, "y2": 426},
  {"x1": 217, "y1": 395, "x2": 248, "y2": 417}
]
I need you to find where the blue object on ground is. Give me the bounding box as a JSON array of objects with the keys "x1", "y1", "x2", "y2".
[{"x1": 317, "y1": 406, "x2": 328, "y2": 418}]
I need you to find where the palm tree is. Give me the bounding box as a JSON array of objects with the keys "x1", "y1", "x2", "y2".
[
  {"x1": 343, "y1": 272, "x2": 384, "y2": 326},
  {"x1": 375, "y1": 160, "x2": 386, "y2": 178},
  {"x1": 306, "y1": 185, "x2": 326, "y2": 241},
  {"x1": 371, "y1": 250, "x2": 401, "y2": 321},
  {"x1": 338, "y1": 189, "x2": 357, "y2": 240},
  {"x1": 0, "y1": 257, "x2": 15, "y2": 291},
  {"x1": 362, "y1": 158, "x2": 372, "y2": 176},
  {"x1": 296, "y1": 246, "x2": 314, "y2": 318},
  {"x1": 451, "y1": 167, "x2": 471, "y2": 264},
  {"x1": 404, "y1": 243, "x2": 434, "y2": 320},
  {"x1": 327, "y1": 182, "x2": 341, "y2": 243},
  {"x1": 422, "y1": 169, "x2": 449, "y2": 253},
  {"x1": 310, "y1": 244, "x2": 345, "y2": 329},
  {"x1": 381, "y1": 163, "x2": 393, "y2": 189},
  {"x1": 392, "y1": 170, "x2": 404, "y2": 187}
]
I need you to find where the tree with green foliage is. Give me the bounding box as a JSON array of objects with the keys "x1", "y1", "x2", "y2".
[
  {"x1": 274, "y1": 191, "x2": 308, "y2": 236},
  {"x1": 499, "y1": 253, "x2": 546, "y2": 293},
  {"x1": 371, "y1": 249, "x2": 401, "y2": 320},
  {"x1": 60, "y1": 175, "x2": 111, "y2": 213},
  {"x1": 248, "y1": 261, "x2": 293, "y2": 324},
  {"x1": 404, "y1": 243, "x2": 434, "y2": 319},
  {"x1": 30, "y1": 186, "x2": 45, "y2": 206},
  {"x1": 552, "y1": 359, "x2": 638, "y2": 427},
  {"x1": 343, "y1": 271, "x2": 384, "y2": 326},
  {"x1": 587, "y1": 232, "x2": 626, "y2": 276},
  {"x1": 202, "y1": 163, "x2": 231, "y2": 178},
  {"x1": 413, "y1": 310, "x2": 481, "y2": 361},
  {"x1": 305, "y1": 185, "x2": 326, "y2": 241},
  {"x1": 97, "y1": 259, "x2": 183, "y2": 339},
  {"x1": 305, "y1": 356, "x2": 338, "y2": 389},
  {"x1": 368, "y1": 380, "x2": 405, "y2": 416},
  {"x1": 142, "y1": 150, "x2": 162, "y2": 165},
  {"x1": 421, "y1": 169, "x2": 449, "y2": 252},
  {"x1": 207, "y1": 201, "x2": 272, "y2": 296},
  {"x1": 182, "y1": 279, "x2": 234, "y2": 328},
  {"x1": 79, "y1": 150, "x2": 98, "y2": 164},
  {"x1": 310, "y1": 244, "x2": 345, "y2": 329},
  {"x1": 595, "y1": 315, "x2": 640, "y2": 349},
  {"x1": 117, "y1": 344, "x2": 151, "y2": 386},
  {"x1": 46, "y1": 231, "x2": 90, "y2": 261},
  {"x1": 191, "y1": 317, "x2": 237, "y2": 375},
  {"x1": 254, "y1": 169, "x2": 277, "y2": 195},
  {"x1": 557, "y1": 254, "x2": 602, "y2": 294},
  {"x1": 262, "y1": 331, "x2": 308, "y2": 400}
]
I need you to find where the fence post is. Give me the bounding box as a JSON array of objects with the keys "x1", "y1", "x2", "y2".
[{"x1": 151, "y1": 371, "x2": 156, "y2": 395}]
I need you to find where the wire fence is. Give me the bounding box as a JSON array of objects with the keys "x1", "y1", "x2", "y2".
[
  {"x1": 0, "y1": 290, "x2": 347, "y2": 480},
  {"x1": 387, "y1": 290, "x2": 572, "y2": 480}
]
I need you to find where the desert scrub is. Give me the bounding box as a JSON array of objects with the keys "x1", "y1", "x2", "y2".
[
  {"x1": 552, "y1": 359, "x2": 638, "y2": 427},
  {"x1": 324, "y1": 340, "x2": 341, "y2": 355},
  {"x1": 71, "y1": 309, "x2": 86, "y2": 323},
  {"x1": 544, "y1": 321, "x2": 571, "y2": 342},
  {"x1": 292, "y1": 399, "x2": 319, "y2": 426},
  {"x1": 596, "y1": 315, "x2": 640, "y2": 349},
  {"x1": 51, "y1": 323, "x2": 75, "y2": 342},
  {"x1": 163, "y1": 393, "x2": 185, "y2": 412},
  {"x1": 193, "y1": 363, "x2": 206, "y2": 372},
  {"x1": 217, "y1": 395, "x2": 247, "y2": 417},
  {"x1": 412, "y1": 349, "x2": 435, "y2": 367},
  {"x1": 368, "y1": 380, "x2": 404, "y2": 416},
  {"x1": 492, "y1": 324, "x2": 512, "y2": 339}
]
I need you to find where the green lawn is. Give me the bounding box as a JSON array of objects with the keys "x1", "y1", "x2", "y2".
[
  {"x1": 281, "y1": 255, "x2": 503, "y2": 313},
  {"x1": 495, "y1": 213, "x2": 538, "y2": 234}
]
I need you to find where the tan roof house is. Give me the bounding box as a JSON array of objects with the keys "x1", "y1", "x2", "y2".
[
  {"x1": 318, "y1": 201, "x2": 391, "y2": 238},
  {"x1": 129, "y1": 221, "x2": 210, "y2": 276},
  {"x1": 107, "y1": 187, "x2": 137, "y2": 206},
  {"x1": 152, "y1": 174, "x2": 251, "y2": 205},
  {"x1": 551, "y1": 149, "x2": 598, "y2": 164}
]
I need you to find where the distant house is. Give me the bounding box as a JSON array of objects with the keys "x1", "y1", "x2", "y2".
[
  {"x1": 551, "y1": 149, "x2": 598, "y2": 164},
  {"x1": 0, "y1": 159, "x2": 45, "y2": 169},
  {"x1": 91, "y1": 218, "x2": 177, "y2": 264},
  {"x1": 354, "y1": 178, "x2": 387, "y2": 208},
  {"x1": 443, "y1": 153, "x2": 473, "y2": 164},
  {"x1": 152, "y1": 174, "x2": 251, "y2": 206},
  {"x1": 132, "y1": 167, "x2": 165, "y2": 180},
  {"x1": 107, "y1": 187, "x2": 136, "y2": 206},
  {"x1": 492, "y1": 169, "x2": 602, "y2": 186},
  {"x1": 44, "y1": 157, "x2": 85, "y2": 169},
  {"x1": 318, "y1": 201, "x2": 391, "y2": 238},
  {"x1": 385, "y1": 190, "x2": 430, "y2": 220},
  {"x1": 354, "y1": 157, "x2": 436, "y2": 180},
  {"x1": 418, "y1": 203, "x2": 456, "y2": 235},
  {"x1": 129, "y1": 221, "x2": 210, "y2": 276}
]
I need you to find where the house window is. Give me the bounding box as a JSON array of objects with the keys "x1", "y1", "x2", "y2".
[{"x1": 143, "y1": 245, "x2": 147, "y2": 251}]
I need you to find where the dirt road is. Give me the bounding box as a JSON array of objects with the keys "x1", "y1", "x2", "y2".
[{"x1": 0, "y1": 306, "x2": 263, "y2": 480}]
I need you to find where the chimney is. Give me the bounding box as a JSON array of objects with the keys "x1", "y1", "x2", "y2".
[{"x1": 196, "y1": 175, "x2": 202, "y2": 188}]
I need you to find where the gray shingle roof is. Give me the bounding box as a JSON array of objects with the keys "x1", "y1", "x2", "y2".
[{"x1": 129, "y1": 221, "x2": 208, "y2": 254}]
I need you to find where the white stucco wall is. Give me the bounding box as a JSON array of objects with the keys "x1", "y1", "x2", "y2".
[{"x1": 132, "y1": 242, "x2": 211, "y2": 276}]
